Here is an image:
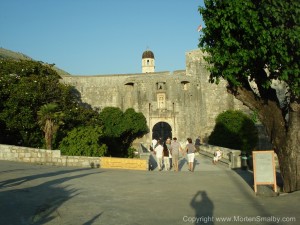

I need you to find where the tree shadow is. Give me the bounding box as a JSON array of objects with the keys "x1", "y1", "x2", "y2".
[
  {"x1": 0, "y1": 168, "x2": 104, "y2": 225},
  {"x1": 232, "y1": 168, "x2": 283, "y2": 195},
  {"x1": 225, "y1": 169, "x2": 284, "y2": 220},
  {"x1": 83, "y1": 212, "x2": 103, "y2": 225},
  {"x1": 0, "y1": 168, "x2": 26, "y2": 174},
  {"x1": 190, "y1": 191, "x2": 214, "y2": 225},
  {"x1": 232, "y1": 168, "x2": 254, "y2": 188},
  {"x1": 0, "y1": 167, "x2": 93, "y2": 189}
]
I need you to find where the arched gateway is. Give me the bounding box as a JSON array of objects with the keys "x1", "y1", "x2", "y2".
[{"x1": 152, "y1": 122, "x2": 172, "y2": 141}]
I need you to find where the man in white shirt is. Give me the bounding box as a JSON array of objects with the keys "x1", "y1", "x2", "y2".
[
  {"x1": 151, "y1": 138, "x2": 157, "y2": 151},
  {"x1": 154, "y1": 140, "x2": 164, "y2": 171}
]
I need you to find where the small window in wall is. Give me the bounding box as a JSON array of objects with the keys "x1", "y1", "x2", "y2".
[
  {"x1": 147, "y1": 60, "x2": 150, "y2": 65},
  {"x1": 181, "y1": 81, "x2": 190, "y2": 90},
  {"x1": 125, "y1": 82, "x2": 134, "y2": 91},
  {"x1": 157, "y1": 93, "x2": 166, "y2": 109},
  {"x1": 156, "y1": 82, "x2": 166, "y2": 90}
]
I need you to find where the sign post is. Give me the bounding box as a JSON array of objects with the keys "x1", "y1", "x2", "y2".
[{"x1": 252, "y1": 150, "x2": 277, "y2": 193}]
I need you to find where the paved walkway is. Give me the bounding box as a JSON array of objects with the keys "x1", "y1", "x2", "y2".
[{"x1": 0, "y1": 156, "x2": 299, "y2": 225}]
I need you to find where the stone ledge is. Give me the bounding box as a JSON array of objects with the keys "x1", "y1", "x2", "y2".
[{"x1": 199, "y1": 144, "x2": 242, "y2": 168}]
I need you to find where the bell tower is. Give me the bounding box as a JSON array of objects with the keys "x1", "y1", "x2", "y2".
[{"x1": 142, "y1": 50, "x2": 155, "y2": 73}]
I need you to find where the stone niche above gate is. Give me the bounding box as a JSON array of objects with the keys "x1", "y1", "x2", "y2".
[{"x1": 156, "y1": 92, "x2": 166, "y2": 109}]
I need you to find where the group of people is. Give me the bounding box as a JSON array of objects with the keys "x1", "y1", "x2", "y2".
[
  {"x1": 151, "y1": 136, "x2": 201, "y2": 172},
  {"x1": 151, "y1": 136, "x2": 223, "y2": 171}
]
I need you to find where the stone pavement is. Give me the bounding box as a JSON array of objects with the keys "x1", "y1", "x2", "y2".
[{"x1": 0, "y1": 155, "x2": 299, "y2": 225}]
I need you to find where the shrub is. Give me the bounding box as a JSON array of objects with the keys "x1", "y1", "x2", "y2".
[
  {"x1": 127, "y1": 147, "x2": 138, "y2": 158},
  {"x1": 59, "y1": 126, "x2": 107, "y2": 157},
  {"x1": 208, "y1": 110, "x2": 258, "y2": 154}
]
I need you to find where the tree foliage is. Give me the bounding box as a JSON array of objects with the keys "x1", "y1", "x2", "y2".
[
  {"x1": 208, "y1": 110, "x2": 258, "y2": 153},
  {"x1": 37, "y1": 103, "x2": 64, "y2": 149},
  {"x1": 0, "y1": 59, "x2": 99, "y2": 148},
  {"x1": 199, "y1": 0, "x2": 299, "y2": 97},
  {"x1": 59, "y1": 126, "x2": 107, "y2": 157},
  {"x1": 99, "y1": 107, "x2": 149, "y2": 157},
  {"x1": 199, "y1": 0, "x2": 300, "y2": 192},
  {"x1": 0, "y1": 60, "x2": 61, "y2": 146}
]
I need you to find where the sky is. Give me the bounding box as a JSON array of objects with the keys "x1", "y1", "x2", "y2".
[{"x1": 0, "y1": 0, "x2": 205, "y2": 75}]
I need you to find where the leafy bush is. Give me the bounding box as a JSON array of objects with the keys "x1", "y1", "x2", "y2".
[
  {"x1": 59, "y1": 126, "x2": 107, "y2": 157},
  {"x1": 208, "y1": 110, "x2": 258, "y2": 153},
  {"x1": 127, "y1": 147, "x2": 138, "y2": 158},
  {"x1": 0, "y1": 59, "x2": 99, "y2": 148},
  {"x1": 99, "y1": 107, "x2": 148, "y2": 157}
]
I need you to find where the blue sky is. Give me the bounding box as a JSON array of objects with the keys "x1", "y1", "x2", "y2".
[{"x1": 1, "y1": 0, "x2": 204, "y2": 75}]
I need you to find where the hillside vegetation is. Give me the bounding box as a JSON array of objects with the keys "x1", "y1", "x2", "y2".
[{"x1": 0, "y1": 47, "x2": 70, "y2": 76}]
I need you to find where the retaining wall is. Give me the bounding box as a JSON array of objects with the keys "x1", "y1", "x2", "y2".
[{"x1": 0, "y1": 144, "x2": 99, "y2": 168}]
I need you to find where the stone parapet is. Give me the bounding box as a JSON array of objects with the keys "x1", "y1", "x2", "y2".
[
  {"x1": 0, "y1": 144, "x2": 99, "y2": 168},
  {"x1": 199, "y1": 144, "x2": 242, "y2": 168}
]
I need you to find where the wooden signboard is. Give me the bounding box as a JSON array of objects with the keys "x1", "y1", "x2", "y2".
[{"x1": 252, "y1": 150, "x2": 277, "y2": 193}]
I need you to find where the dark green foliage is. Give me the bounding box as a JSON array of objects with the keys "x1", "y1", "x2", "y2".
[
  {"x1": 127, "y1": 147, "x2": 138, "y2": 158},
  {"x1": 0, "y1": 59, "x2": 98, "y2": 148},
  {"x1": 99, "y1": 107, "x2": 149, "y2": 157},
  {"x1": 199, "y1": 0, "x2": 299, "y2": 97},
  {"x1": 0, "y1": 59, "x2": 145, "y2": 156},
  {"x1": 208, "y1": 110, "x2": 258, "y2": 153},
  {"x1": 0, "y1": 60, "x2": 61, "y2": 146},
  {"x1": 59, "y1": 126, "x2": 107, "y2": 157}
]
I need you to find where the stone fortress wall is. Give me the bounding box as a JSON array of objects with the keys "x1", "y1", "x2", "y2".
[{"x1": 62, "y1": 49, "x2": 251, "y2": 146}]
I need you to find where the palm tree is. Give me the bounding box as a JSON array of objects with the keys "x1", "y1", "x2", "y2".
[{"x1": 37, "y1": 103, "x2": 64, "y2": 149}]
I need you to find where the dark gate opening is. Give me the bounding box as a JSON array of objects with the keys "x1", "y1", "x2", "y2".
[{"x1": 152, "y1": 122, "x2": 172, "y2": 142}]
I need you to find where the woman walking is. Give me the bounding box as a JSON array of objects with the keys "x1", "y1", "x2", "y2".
[{"x1": 185, "y1": 138, "x2": 196, "y2": 172}]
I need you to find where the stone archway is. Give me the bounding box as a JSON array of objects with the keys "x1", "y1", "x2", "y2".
[{"x1": 152, "y1": 122, "x2": 172, "y2": 141}]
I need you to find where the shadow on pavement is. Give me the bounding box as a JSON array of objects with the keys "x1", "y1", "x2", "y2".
[
  {"x1": 0, "y1": 168, "x2": 104, "y2": 225},
  {"x1": 190, "y1": 191, "x2": 214, "y2": 225},
  {"x1": 178, "y1": 158, "x2": 188, "y2": 171},
  {"x1": 0, "y1": 167, "x2": 93, "y2": 189},
  {"x1": 148, "y1": 153, "x2": 158, "y2": 171},
  {"x1": 83, "y1": 212, "x2": 103, "y2": 225},
  {"x1": 232, "y1": 168, "x2": 284, "y2": 196}
]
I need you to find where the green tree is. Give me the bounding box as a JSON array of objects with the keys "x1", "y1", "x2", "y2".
[
  {"x1": 208, "y1": 110, "x2": 258, "y2": 154},
  {"x1": 0, "y1": 59, "x2": 99, "y2": 148},
  {"x1": 199, "y1": 0, "x2": 300, "y2": 192},
  {"x1": 0, "y1": 60, "x2": 61, "y2": 146},
  {"x1": 59, "y1": 126, "x2": 107, "y2": 157},
  {"x1": 99, "y1": 107, "x2": 149, "y2": 157},
  {"x1": 37, "y1": 103, "x2": 64, "y2": 149}
]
